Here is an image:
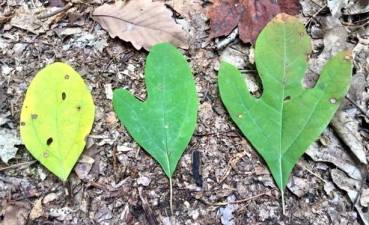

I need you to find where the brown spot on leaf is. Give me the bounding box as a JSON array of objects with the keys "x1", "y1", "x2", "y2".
[
  {"x1": 62, "y1": 92, "x2": 66, "y2": 101},
  {"x1": 31, "y1": 114, "x2": 38, "y2": 120},
  {"x1": 65, "y1": 74, "x2": 70, "y2": 79},
  {"x1": 76, "y1": 105, "x2": 81, "y2": 111},
  {"x1": 20, "y1": 122, "x2": 26, "y2": 126},
  {"x1": 46, "y1": 137, "x2": 53, "y2": 146},
  {"x1": 284, "y1": 96, "x2": 291, "y2": 102}
]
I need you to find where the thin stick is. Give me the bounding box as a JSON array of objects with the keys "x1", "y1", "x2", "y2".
[
  {"x1": 210, "y1": 192, "x2": 268, "y2": 206},
  {"x1": 281, "y1": 190, "x2": 286, "y2": 215},
  {"x1": 169, "y1": 177, "x2": 174, "y2": 216},
  {"x1": 0, "y1": 160, "x2": 36, "y2": 172},
  {"x1": 297, "y1": 162, "x2": 327, "y2": 184},
  {"x1": 305, "y1": 4, "x2": 327, "y2": 28},
  {"x1": 37, "y1": 3, "x2": 73, "y2": 19},
  {"x1": 345, "y1": 96, "x2": 369, "y2": 120}
]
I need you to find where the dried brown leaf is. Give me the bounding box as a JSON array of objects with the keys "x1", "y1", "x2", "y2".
[
  {"x1": 331, "y1": 169, "x2": 369, "y2": 225},
  {"x1": 306, "y1": 129, "x2": 362, "y2": 180},
  {"x1": 93, "y1": 0, "x2": 188, "y2": 51},
  {"x1": 208, "y1": 0, "x2": 300, "y2": 43},
  {"x1": 10, "y1": 6, "x2": 59, "y2": 34},
  {"x1": 2, "y1": 201, "x2": 31, "y2": 225},
  {"x1": 166, "y1": 0, "x2": 204, "y2": 18},
  {"x1": 208, "y1": 0, "x2": 241, "y2": 39}
]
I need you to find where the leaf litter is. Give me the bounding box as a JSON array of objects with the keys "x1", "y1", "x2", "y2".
[{"x1": 1, "y1": 0, "x2": 369, "y2": 224}]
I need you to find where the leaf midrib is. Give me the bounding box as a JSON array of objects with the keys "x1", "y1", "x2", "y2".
[
  {"x1": 278, "y1": 24, "x2": 287, "y2": 190},
  {"x1": 158, "y1": 65, "x2": 172, "y2": 176}
]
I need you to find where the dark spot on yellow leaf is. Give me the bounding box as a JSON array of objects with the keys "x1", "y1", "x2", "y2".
[
  {"x1": 65, "y1": 74, "x2": 70, "y2": 79},
  {"x1": 62, "y1": 92, "x2": 66, "y2": 101},
  {"x1": 77, "y1": 105, "x2": 81, "y2": 111},
  {"x1": 47, "y1": 137, "x2": 53, "y2": 146},
  {"x1": 31, "y1": 114, "x2": 38, "y2": 120},
  {"x1": 20, "y1": 122, "x2": 26, "y2": 126}
]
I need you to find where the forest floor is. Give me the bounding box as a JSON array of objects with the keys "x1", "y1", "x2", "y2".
[{"x1": 1, "y1": 0, "x2": 369, "y2": 224}]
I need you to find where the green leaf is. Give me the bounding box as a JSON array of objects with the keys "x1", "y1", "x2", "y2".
[
  {"x1": 113, "y1": 43, "x2": 198, "y2": 178},
  {"x1": 218, "y1": 14, "x2": 352, "y2": 191},
  {"x1": 20, "y1": 62, "x2": 95, "y2": 181}
]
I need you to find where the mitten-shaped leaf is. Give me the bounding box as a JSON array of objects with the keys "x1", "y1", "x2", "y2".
[
  {"x1": 218, "y1": 14, "x2": 352, "y2": 192},
  {"x1": 113, "y1": 43, "x2": 198, "y2": 178},
  {"x1": 20, "y1": 63, "x2": 95, "y2": 181}
]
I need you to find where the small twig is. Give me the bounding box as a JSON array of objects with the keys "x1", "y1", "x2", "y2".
[
  {"x1": 309, "y1": 0, "x2": 324, "y2": 7},
  {"x1": 112, "y1": 145, "x2": 117, "y2": 173},
  {"x1": 297, "y1": 162, "x2": 328, "y2": 184},
  {"x1": 87, "y1": 181, "x2": 109, "y2": 191},
  {"x1": 218, "y1": 150, "x2": 247, "y2": 184},
  {"x1": 216, "y1": 28, "x2": 239, "y2": 49},
  {"x1": 194, "y1": 131, "x2": 240, "y2": 138},
  {"x1": 192, "y1": 150, "x2": 203, "y2": 187},
  {"x1": 138, "y1": 187, "x2": 158, "y2": 225},
  {"x1": 305, "y1": 4, "x2": 328, "y2": 28},
  {"x1": 345, "y1": 96, "x2": 369, "y2": 120},
  {"x1": 37, "y1": 3, "x2": 73, "y2": 20},
  {"x1": 0, "y1": 160, "x2": 36, "y2": 172},
  {"x1": 200, "y1": 192, "x2": 269, "y2": 206}
]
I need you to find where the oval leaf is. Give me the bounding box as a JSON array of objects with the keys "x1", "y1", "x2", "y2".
[
  {"x1": 218, "y1": 14, "x2": 352, "y2": 191},
  {"x1": 113, "y1": 43, "x2": 198, "y2": 178},
  {"x1": 20, "y1": 63, "x2": 95, "y2": 181}
]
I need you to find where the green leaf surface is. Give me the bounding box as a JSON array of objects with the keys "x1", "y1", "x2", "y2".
[
  {"x1": 20, "y1": 63, "x2": 95, "y2": 181},
  {"x1": 113, "y1": 43, "x2": 198, "y2": 178},
  {"x1": 218, "y1": 14, "x2": 352, "y2": 191}
]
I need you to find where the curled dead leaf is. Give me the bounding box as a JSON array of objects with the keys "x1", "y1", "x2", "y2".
[
  {"x1": 208, "y1": 0, "x2": 300, "y2": 43},
  {"x1": 306, "y1": 129, "x2": 362, "y2": 180},
  {"x1": 331, "y1": 110, "x2": 367, "y2": 165},
  {"x1": 2, "y1": 201, "x2": 31, "y2": 225},
  {"x1": 93, "y1": 0, "x2": 188, "y2": 51}
]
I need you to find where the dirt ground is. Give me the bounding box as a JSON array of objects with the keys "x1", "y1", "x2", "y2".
[{"x1": 1, "y1": 0, "x2": 369, "y2": 224}]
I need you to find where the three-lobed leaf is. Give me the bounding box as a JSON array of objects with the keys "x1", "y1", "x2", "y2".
[
  {"x1": 20, "y1": 63, "x2": 95, "y2": 181},
  {"x1": 113, "y1": 43, "x2": 198, "y2": 178},
  {"x1": 218, "y1": 14, "x2": 352, "y2": 191}
]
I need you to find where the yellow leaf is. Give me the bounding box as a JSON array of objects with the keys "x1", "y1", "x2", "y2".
[{"x1": 20, "y1": 62, "x2": 95, "y2": 181}]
